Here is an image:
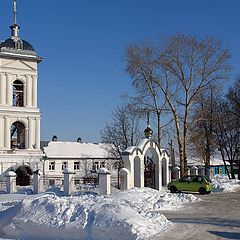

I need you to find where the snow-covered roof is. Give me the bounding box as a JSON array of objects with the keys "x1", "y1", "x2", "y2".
[
  {"x1": 43, "y1": 141, "x2": 117, "y2": 159},
  {"x1": 175, "y1": 156, "x2": 230, "y2": 166},
  {"x1": 210, "y1": 157, "x2": 230, "y2": 166}
]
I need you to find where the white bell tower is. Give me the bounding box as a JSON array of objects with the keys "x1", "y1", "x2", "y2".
[{"x1": 0, "y1": 0, "x2": 43, "y2": 184}]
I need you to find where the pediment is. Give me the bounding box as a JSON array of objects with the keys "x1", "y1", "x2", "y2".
[{"x1": 1, "y1": 59, "x2": 36, "y2": 70}]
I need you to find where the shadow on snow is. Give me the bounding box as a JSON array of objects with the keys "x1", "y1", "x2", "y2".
[{"x1": 208, "y1": 230, "x2": 240, "y2": 239}]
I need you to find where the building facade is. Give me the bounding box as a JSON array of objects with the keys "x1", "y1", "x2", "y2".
[
  {"x1": 41, "y1": 141, "x2": 119, "y2": 185},
  {"x1": 0, "y1": 1, "x2": 43, "y2": 185}
]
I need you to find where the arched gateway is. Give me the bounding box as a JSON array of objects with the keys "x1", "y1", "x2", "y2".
[
  {"x1": 121, "y1": 123, "x2": 170, "y2": 191},
  {"x1": 15, "y1": 165, "x2": 32, "y2": 186}
]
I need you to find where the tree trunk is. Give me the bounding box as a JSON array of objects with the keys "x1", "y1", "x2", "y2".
[
  {"x1": 157, "y1": 111, "x2": 161, "y2": 147},
  {"x1": 183, "y1": 100, "x2": 189, "y2": 175},
  {"x1": 168, "y1": 101, "x2": 185, "y2": 176},
  {"x1": 229, "y1": 160, "x2": 236, "y2": 179},
  {"x1": 179, "y1": 143, "x2": 185, "y2": 176},
  {"x1": 219, "y1": 148, "x2": 231, "y2": 179},
  {"x1": 238, "y1": 160, "x2": 240, "y2": 180}
]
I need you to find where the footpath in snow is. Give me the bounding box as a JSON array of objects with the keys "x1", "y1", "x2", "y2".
[{"x1": 0, "y1": 175, "x2": 239, "y2": 240}]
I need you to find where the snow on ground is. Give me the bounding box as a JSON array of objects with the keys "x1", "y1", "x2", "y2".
[
  {"x1": 0, "y1": 188, "x2": 198, "y2": 240},
  {"x1": 0, "y1": 175, "x2": 239, "y2": 240},
  {"x1": 212, "y1": 174, "x2": 240, "y2": 193}
]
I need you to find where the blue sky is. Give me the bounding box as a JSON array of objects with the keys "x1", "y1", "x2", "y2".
[{"x1": 0, "y1": 0, "x2": 240, "y2": 142}]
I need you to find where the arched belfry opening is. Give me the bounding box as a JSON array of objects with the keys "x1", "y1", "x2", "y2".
[
  {"x1": 15, "y1": 165, "x2": 32, "y2": 186},
  {"x1": 11, "y1": 121, "x2": 25, "y2": 149},
  {"x1": 13, "y1": 80, "x2": 24, "y2": 107}
]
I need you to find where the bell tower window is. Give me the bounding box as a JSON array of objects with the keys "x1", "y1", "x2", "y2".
[
  {"x1": 11, "y1": 121, "x2": 25, "y2": 149},
  {"x1": 13, "y1": 80, "x2": 24, "y2": 107}
]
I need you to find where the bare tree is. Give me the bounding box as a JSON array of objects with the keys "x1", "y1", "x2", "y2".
[
  {"x1": 189, "y1": 85, "x2": 220, "y2": 171},
  {"x1": 126, "y1": 34, "x2": 231, "y2": 176},
  {"x1": 126, "y1": 42, "x2": 168, "y2": 146},
  {"x1": 101, "y1": 103, "x2": 142, "y2": 159},
  {"x1": 214, "y1": 99, "x2": 240, "y2": 179},
  {"x1": 225, "y1": 78, "x2": 240, "y2": 179},
  {"x1": 227, "y1": 78, "x2": 240, "y2": 119}
]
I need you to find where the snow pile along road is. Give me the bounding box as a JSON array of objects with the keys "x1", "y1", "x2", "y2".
[
  {"x1": 212, "y1": 174, "x2": 240, "y2": 193},
  {"x1": 0, "y1": 188, "x2": 198, "y2": 240}
]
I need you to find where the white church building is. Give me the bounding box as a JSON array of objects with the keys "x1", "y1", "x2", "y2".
[
  {"x1": 0, "y1": 1, "x2": 43, "y2": 186},
  {"x1": 0, "y1": 1, "x2": 120, "y2": 187},
  {"x1": 0, "y1": 1, "x2": 170, "y2": 189}
]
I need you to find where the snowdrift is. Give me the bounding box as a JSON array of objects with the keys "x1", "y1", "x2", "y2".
[
  {"x1": 212, "y1": 174, "x2": 240, "y2": 193},
  {"x1": 0, "y1": 188, "x2": 198, "y2": 240}
]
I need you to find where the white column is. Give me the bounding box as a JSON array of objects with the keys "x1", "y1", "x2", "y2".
[
  {"x1": 4, "y1": 116, "x2": 10, "y2": 149},
  {"x1": 33, "y1": 169, "x2": 43, "y2": 194},
  {"x1": 32, "y1": 76, "x2": 37, "y2": 107},
  {"x1": 35, "y1": 118, "x2": 40, "y2": 149},
  {"x1": 119, "y1": 168, "x2": 130, "y2": 190},
  {"x1": 28, "y1": 117, "x2": 33, "y2": 149},
  {"x1": 190, "y1": 166, "x2": 198, "y2": 176},
  {"x1": 23, "y1": 83, "x2": 27, "y2": 107},
  {"x1": 198, "y1": 166, "x2": 205, "y2": 176},
  {"x1": 98, "y1": 168, "x2": 111, "y2": 195},
  {"x1": 173, "y1": 166, "x2": 180, "y2": 180},
  {"x1": 26, "y1": 75, "x2": 32, "y2": 107},
  {"x1": 6, "y1": 171, "x2": 17, "y2": 194},
  {"x1": 156, "y1": 161, "x2": 162, "y2": 191},
  {"x1": 63, "y1": 168, "x2": 76, "y2": 196},
  {"x1": 0, "y1": 116, "x2": 4, "y2": 149},
  {"x1": 25, "y1": 127, "x2": 29, "y2": 150},
  {"x1": 0, "y1": 74, "x2": 6, "y2": 105},
  {"x1": 162, "y1": 157, "x2": 170, "y2": 186},
  {"x1": 6, "y1": 74, "x2": 12, "y2": 106},
  {"x1": 134, "y1": 158, "x2": 144, "y2": 188}
]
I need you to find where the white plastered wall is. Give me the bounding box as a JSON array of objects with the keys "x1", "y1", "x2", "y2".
[{"x1": 0, "y1": 56, "x2": 42, "y2": 181}]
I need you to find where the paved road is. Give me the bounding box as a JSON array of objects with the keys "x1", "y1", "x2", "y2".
[{"x1": 152, "y1": 192, "x2": 240, "y2": 240}]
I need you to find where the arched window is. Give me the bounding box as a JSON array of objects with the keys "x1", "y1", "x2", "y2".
[
  {"x1": 13, "y1": 80, "x2": 24, "y2": 107},
  {"x1": 11, "y1": 121, "x2": 25, "y2": 149}
]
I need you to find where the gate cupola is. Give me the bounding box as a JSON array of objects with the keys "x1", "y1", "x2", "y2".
[{"x1": 144, "y1": 111, "x2": 153, "y2": 139}]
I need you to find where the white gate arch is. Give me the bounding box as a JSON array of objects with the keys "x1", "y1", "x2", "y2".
[{"x1": 121, "y1": 138, "x2": 170, "y2": 191}]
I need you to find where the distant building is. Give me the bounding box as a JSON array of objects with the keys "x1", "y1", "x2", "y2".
[
  {"x1": 172, "y1": 156, "x2": 230, "y2": 176},
  {"x1": 41, "y1": 140, "x2": 119, "y2": 185}
]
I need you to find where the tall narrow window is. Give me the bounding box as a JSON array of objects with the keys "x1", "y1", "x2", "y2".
[
  {"x1": 11, "y1": 121, "x2": 25, "y2": 149},
  {"x1": 13, "y1": 80, "x2": 24, "y2": 107},
  {"x1": 62, "y1": 161, "x2": 68, "y2": 170},
  {"x1": 49, "y1": 161, "x2": 55, "y2": 171},
  {"x1": 93, "y1": 161, "x2": 101, "y2": 170}
]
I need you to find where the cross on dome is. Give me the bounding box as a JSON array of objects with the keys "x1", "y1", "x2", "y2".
[{"x1": 13, "y1": 0, "x2": 17, "y2": 25}]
